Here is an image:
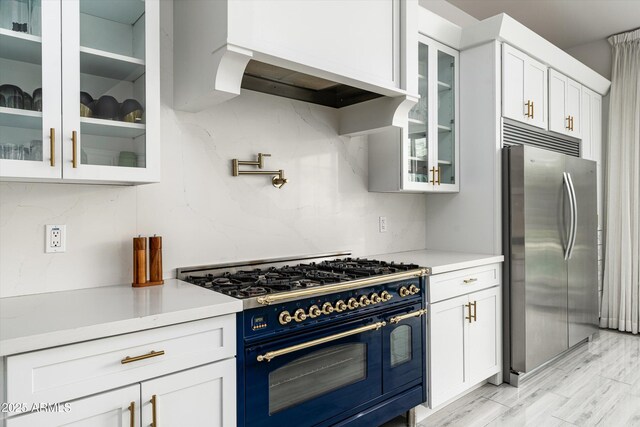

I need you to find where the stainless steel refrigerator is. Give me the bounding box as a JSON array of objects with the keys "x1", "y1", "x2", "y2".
[{"x1": 503, "y1": 144, "x2": 598, "y2": 386}]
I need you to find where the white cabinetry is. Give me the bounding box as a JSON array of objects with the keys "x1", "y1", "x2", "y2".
[
  {"x1": 0, "y1": 0, "x2": 159, "y2": 184},
  {"x1": 369, "y1": 36, "x2": 459, "y2": 193},
  {"x1": 428, "y1": 264, "x2": 501, "y2": 409},
  {"x1": 3, "y1": 316, "x2": 236, "y2": 426},
  {"x1": 502, "y1": 44, "x2": 547, "y2": 129},
  {"x1": 549, "y1": 69, "x2": 582, "y2": 138}
]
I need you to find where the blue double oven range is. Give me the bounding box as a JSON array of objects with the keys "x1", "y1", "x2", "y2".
[{"x1": 179, "y1": 253, "x2": 428, "y2": 427}]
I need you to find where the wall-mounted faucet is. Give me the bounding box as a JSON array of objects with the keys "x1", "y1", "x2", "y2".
[{"x1": 232, "y1": 153, "x2": 288, "y2": 189}]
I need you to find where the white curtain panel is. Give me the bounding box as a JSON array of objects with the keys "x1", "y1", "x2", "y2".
[{"x1": 600, "y1": 28, "x2": 640, "y2": 334}]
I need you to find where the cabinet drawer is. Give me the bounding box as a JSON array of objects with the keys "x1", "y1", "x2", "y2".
[
  {"x1": 6, "y1": 315, "x2": 235, "y2": 406},
  {"x1": 428, "y1": 264, "x2": 500, "y2": 303}
]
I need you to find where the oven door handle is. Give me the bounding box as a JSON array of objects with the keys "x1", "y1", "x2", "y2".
[
  {"x1": 256, "y1": 321, "x2": 386, "y2": 362},
  {"x1": 389, "y1": 309, "x2": 427, "y2": 325}
]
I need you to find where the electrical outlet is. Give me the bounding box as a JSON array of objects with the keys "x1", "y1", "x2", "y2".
[
  {"x1": 379, "y1": 216, "x2": 388, "y2": 233},
  {"x1": 45, "y1": 225, "x2": 66, "y2": 253}
]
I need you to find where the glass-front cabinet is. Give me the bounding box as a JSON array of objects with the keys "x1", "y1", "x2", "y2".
[
  {"x1": 368, "y1": 35, "x2": 459, "y2": 193},
  {"x1": 0, "y1": 0, "x2": 159, "y2": 184}
]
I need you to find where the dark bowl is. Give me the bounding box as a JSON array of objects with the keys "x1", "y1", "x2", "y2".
[
  {"x1": 23, "y1": 92, "x2": 33, "y2": 110},
  {"x1": 0, "y1": 84, "x2": 24, "y2": 109},
  {"x1": 80, "y1": 91, "x2": 94, "y2": 117},
  {"x1": 94, "y1": 95, "x2": 119, "y2": 120},
  {"x1": 32, "y1": 88, "x2": 42, "y2": 111},
  {"x1": 119, "y1": 99, "x2": 144, "y2": 123}
]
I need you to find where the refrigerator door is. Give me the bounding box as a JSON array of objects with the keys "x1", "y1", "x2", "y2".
[
  {"x1": 565, "y1": 157, "x2": 599, "y2": 346},
  {"x1": 508, "y1": 145, "x2": 569, "y2": 373}
]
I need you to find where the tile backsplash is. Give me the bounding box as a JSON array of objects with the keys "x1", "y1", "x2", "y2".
[{"x1": 0, "y1": 2, "x2": 426, "y2": 298}]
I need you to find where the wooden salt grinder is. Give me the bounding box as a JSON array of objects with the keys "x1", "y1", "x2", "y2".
[
  {"x1": 132, "y1": 236, "x2": 147, "y2": 287},
  {"x1": 148, "y1": 235, "x2": 164, "y2": 285}
]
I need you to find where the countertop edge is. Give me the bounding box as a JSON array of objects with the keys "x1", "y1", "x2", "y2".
[
  {"x1": 0, "y1": 300, "x2": 242, "y2": 357},
  {"x1": 429, "y1": 255, "x2": 504, "y2": 275}
]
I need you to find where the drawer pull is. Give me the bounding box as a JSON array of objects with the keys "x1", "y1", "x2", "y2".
[
  {"x1": 128, "y1": 401, "x2": 135, "y2": 427},
  {"x1": 465, "y1": 303, "x2": 473, "y2": 323},
  {"x1": 121, "y1": 350, "x2": 165, "y2": 364},
  {"x1": 151, "y1": 394, "x2": 158, "y2": 427},
  {"x1": 390, "y1": 309, "x2": 427, "y2": 324},
  {"x1": 463, "y1": 278, "x2": 478, "y2": 284}
]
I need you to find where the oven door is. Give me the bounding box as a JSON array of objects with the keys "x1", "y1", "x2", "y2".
[
  {"x1": 244, "y1": 316, "x2": 384, "y2": 427},
  {"x1": 382, "y1": 303, "x2": 425, "y2": 393}
]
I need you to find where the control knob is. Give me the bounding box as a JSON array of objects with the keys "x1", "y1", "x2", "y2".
[
  {"x1": 293, "y1": 308, "x2": 307, "y2": 323},
  {"x1": 335, "y1": 300, "x2": 347, "y2": 312},
  {"x1": 369, "y1": 293, "x2": 382, "y2": 304},
  {"x1": 308, "y1": 305, "x2": 322, "y2": 318},
  {"x1": 359, "y1": 295, "x2": 371, "y2": 306},
  {"x1": 399, "y1": 286, "x2": 410, "y2": 297},
  {"x1": 278, "y1": 311, "x2": 292, "y2": 325},
  {"x1": 409, "y1": 285, "x2": 420, "y2": 295},
  {"x1": 321, "y1": 302, "x2": 334, "y2": 315},
  {"x1": 347, "y1": 298, "x2": 360, "y2": 310},
  {"x1": 380, "y1": 291, "x2": 392, "y2": 302}
]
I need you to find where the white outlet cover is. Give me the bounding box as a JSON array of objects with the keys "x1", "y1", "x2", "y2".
[
  {"x1": 379, "y1": 216, "x2": 388, "y2": 233},
  {"x1": 45, "y1": 224, "x2": 66, "y2": 253}
]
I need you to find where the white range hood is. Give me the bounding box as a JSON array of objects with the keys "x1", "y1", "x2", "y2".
[{"x1": 173, "y1": 0, "x2": 419, "y2": 136}]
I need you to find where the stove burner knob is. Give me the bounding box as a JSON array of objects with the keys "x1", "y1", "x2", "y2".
[
  {"x1": 335, "y1": 300, "x2": 347, "y2": 312},
  {"x1": 347, "y1": 298, "x2": 360, "y2": 310},
  {"x1": 359, "y1": 296, "x2": 371, "y2": 306},
  {"x1": 380, "y1": 291, "x2": 392, "y2": 301},
  {"x1": 322, "y1": 302, "x2": 334, "y2": 315},
  {"x1": 369, "y1": 293, "x2": 382, "y2": 304},
  {"x1": 279, "y1": 311, "x2": 292, "y2": 325},
  {"x1": 293, "y1": 309, "x2": 307, "y2": 323},
  {"x1": 308, "y1": 305, "x2": 322, "y2": 318},
  {"x1": 409, "y1": 285, "x2": 420, "y2": 295},
  {"x1": 399, "y1": 286, "x2": 410, "y2": 297}
]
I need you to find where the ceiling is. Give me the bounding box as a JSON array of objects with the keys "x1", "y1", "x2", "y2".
[{"x1": 446, "y1": 0, "x2": 640, "y2": 49}]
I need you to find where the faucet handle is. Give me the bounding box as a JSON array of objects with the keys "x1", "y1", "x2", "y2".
[{"x1": 258, "y1": 153, "x2": 271, "y2": 168}]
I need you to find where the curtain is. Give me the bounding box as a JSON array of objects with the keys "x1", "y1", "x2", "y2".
[{"x1": 600, "y1": 29, "x2": 640, "y2": 334}]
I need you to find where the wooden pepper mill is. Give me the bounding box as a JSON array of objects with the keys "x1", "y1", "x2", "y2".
[{"x1": 132, "y1": 235, "x2": 164, "y2": 287}]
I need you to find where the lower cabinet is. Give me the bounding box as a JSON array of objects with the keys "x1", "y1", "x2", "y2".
[{"x1": 428, "y1": 284, "x2": 501, "y2": 408}]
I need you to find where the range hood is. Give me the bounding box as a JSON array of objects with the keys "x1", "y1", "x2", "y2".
[{"x1": 173, "y1": 0, "x2": 419, "y2": 136}]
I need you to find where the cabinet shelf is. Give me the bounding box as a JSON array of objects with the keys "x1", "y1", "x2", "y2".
[
  {"x1": 0, "y1": 28, "x2": 42, "y2": 65},
  {"x1": 408, "y1": 156, "x2": 427, "y2": 161},
  {"x1": 80, "y1": 117, "x2": 145, "y2": 138},
  {"x1": 438, "y1": 160, "x2": 452, "y2": 165},
  {"x1": 438, "y1": 125, "x2": 452, "y2": 133},
  {"x1": 80, "y1": 0, "x2": 145, "y2": 25},
  {"x1": 438, "y1": 81, "x2": 452, "y2": 91},
  {"x1": 80, "y1": 47, "x2": 145, "y2": 81},
  {"x1": 0, "y1": 107, "x2": 42, "y2": 129}
]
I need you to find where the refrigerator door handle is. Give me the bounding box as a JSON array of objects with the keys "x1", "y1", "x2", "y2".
[
  {"x1": 567, "y1": 172, "x2": 578, "y2": 259},
  {"x1": 563, "y1": 172, "x2": 576, "y2": 260}
]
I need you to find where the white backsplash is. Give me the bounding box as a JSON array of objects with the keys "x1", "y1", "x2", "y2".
[{"x1": 0, "y1": 2, "x2": 426, "y2": 298}]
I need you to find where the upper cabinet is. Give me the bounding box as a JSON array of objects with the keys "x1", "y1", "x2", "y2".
[
  {"x1": 173, "y1": 0, "x2": 419, "y2": 137},
  {"x1": 369, "y1": 36, "x2": 459, "y2": 193},
  {"x1": 0, "y1": 0, "x2": 159, "y2": 184},
  {"x1": 502, "y1": 44, "x2": 547, "y2": 130},
  {"x1": 549, "y1": 69, "x2": 582, "y2": 138}
]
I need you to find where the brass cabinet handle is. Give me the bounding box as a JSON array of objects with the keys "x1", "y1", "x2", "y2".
[
  {"x1": 531, "y1": 101, "x2": 534, "y2": 119},
  {"x1": 150, "y1": 395, "x2": 157, "y2": 427},
  {"x1": 463, "y1": 278, "x2": 478, "y2": 284},
  {"x1": 430, "y1": 167, "x2": 436, "y2": 184},
  {"x1": 71, "y1": 130, "x2": 78, "y2": 168},
  {"x1": 566, "y1": 116, "x2": 572, "y2": 130},
  {"x1": 390, "y1": 309, "x2": 427, "y2": 324},
  {"x1": 121, "y1": 350, "x2": 165, "y2": 364},
  {"x1": 128, "y1": 401, "x2": 135, "y2": 427},
  {"x1": 570, "y1": 116, "x2": 574, "y2": 131},
  {"x1": 437, "y1": 166, "x2": 441, "y2": 185},
  {"x1": 465, "y1": 303, "x2": 472, "y2": 323},
  {"x1": 524, "y1": 100, "x2": 532, "y2": 118},
  {"x1": 257, "y1": 321, "x2": 386, "y2": 362},
  {"x1": 471, "y1": 301, "x2": 477, "y2": 322},
  {"x1": 50, "y1": 128, "x2": 55, "y2": 167}
]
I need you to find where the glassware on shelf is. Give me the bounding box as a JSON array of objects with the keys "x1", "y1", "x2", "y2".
[
  {"x1": 29, "y1": 0, "x2": 40, "y2": 36},
  {"x1": 0, "y1": 0, "x2": 30, "y2": 33},
  {"x1": 32, "y1": 87, "x2": 42, "y2": 111},
  {"x1": 0, "y1": 84, "x2": 24, "y2": 109}
]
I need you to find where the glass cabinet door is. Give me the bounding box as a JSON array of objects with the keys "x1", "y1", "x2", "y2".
[
  {"x1": 437, "y1": 48, "x2": 456, "y2": 187},
  {"x1": 405, "y1": 42, "x2": 429, "y2": 187},
  {"x1": 0, "y1": 0, "x2": 61, "y2": 179},
  {"x1": 62, "y1": 0, "x2": 158, "y2": 183}
]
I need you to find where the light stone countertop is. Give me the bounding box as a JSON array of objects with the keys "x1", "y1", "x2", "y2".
[
  {"x1": 0, "y1": 279, "x2": 242, "y2": 357},
  {"x1": 366, "y1": 249, "x2": 504, "y2": 275}
]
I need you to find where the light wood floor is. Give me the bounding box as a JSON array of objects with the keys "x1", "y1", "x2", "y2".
[{"x1": 384, "y1": 329, "x2": 640, "y2": 427}]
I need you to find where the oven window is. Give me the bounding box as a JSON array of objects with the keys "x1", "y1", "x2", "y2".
[
  {"x1": 269, "y1": 343, "x2": 367, "y2": 414},
  {"x1": 390, "y1": 325, "x2": 412, "y2": 367}
]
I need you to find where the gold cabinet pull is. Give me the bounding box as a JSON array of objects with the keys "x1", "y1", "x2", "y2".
[
  {"x1": 463, "y1": 278, "x2": 478, "y2": 284},
  {"x1": 471, "y1": 301, "x2": 477, "y2": 322},
  {"x1": 49, "y1": 128, "x2": 55, "y2": 167},
  {"x1": 524, "y1": 100, "x2": 532, "y2": 118},
  {"x1": 128, "y1": 401, "x2": 135, "y2": 427},
  {"x1": 150, "y1": 395, "x2": 157, "y2": 427},
  {"x1": 390, "y1": 309, "x2": 427, "y2": 324},
  {"x1": 531, "y1": 101, "x2": 534, "y2": 119},
  {"x1": 566, "y1": 116, "x2": 572, "y2": 130},
  {"x1": 430, "y1": 167, "x2": 437, "y2": 184},
  {"x1": 437, "y1": 166, "x2": 441, "y2": 185},
  {"x1": 257, "y1": 322, "x2": 386, "y2": 362},
  {"x1": 465, "y1": 303, "x2": 472, "y2": 323},
  {"x1": 71, "y1": 130, "x2": 78, "y2": 168},
  {"x1": 570, "y1": 116, "x2": 574, "y2": 131},
  {"x1": 121, "y1": 350, "x2": 165, "y2": 364}
]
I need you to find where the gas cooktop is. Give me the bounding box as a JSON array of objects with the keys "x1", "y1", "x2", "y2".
[{"x1": 183, "y1": 258, "x2": 421, "y2": 299}]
